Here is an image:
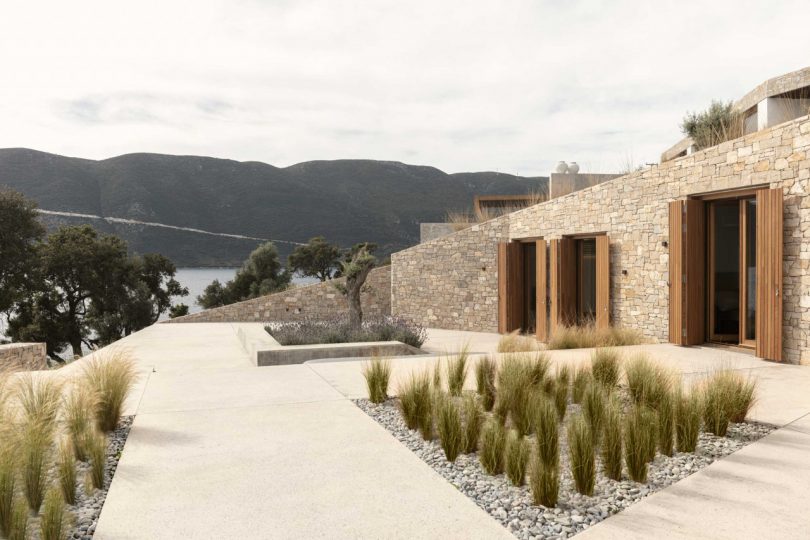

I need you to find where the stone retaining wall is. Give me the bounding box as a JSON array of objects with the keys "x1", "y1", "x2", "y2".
[
  {"x1": 392, "y1": 115, "x2": 810, "y2": 364},
  {"x1": 0, "y1": 343, "x2": 47, "y2": 371},
  {"x1": 166, "y1": 265, "x2": 391, "y2": 323}
]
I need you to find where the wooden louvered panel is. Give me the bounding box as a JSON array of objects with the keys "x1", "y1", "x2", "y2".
[
  {"x1": 536, "y1": 240, "x2": 548, "y2": 341},
  {"x1": 595, "y1": 235, "x2": 610, "y2": 329},
  {"x1": 755, "y1": 188, "x2": 783, "y2": 361},
  {"x1": 668, "y1": 200, "x2": 684, "y2": 344},
  {"x1": 559, "y1": 237, "x2": 577, "y2": 327},
  {"x1": 549, "y1": 240, "x2": 560, "y2": 334},
  {"x1": 497, "y1": 242, "x2": 524, "y2": 334},
  {"x1": 669, "y1": 199, "x2": 705, "y2": 345}
]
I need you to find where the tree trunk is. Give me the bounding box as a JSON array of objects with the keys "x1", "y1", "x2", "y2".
[{"x1": 346, "y1": 265, "x2": 372, "y2": 330}]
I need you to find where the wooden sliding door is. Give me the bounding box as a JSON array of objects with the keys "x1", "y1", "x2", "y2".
[
  {"x1": 755, "y1": 188, "x2": 783, "y2": 361},
  {"x1": 669, "y1": 199, "x2": 705, "y2": 345},
  {"x1": 536, "y1": 239, "x2": 548, "y2": 341},
  {"x1": 549, "y1": 238, "x2": 576, "y2": 333},
  {"x1": 497, "y1": 242, "x2": 524, "y2": 334}
]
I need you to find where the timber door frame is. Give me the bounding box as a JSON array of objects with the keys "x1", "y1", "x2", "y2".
[{"x1": 536, "y1": 239, "x2": 548, "y2": 341}]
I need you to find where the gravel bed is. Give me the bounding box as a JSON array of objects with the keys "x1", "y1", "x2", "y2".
[
  {"x1": 355, "y1": 399, "x2": 773, "y2": 540},
  {"x1": 25, "y1": 416, "x2": 134, "y2": 540}
]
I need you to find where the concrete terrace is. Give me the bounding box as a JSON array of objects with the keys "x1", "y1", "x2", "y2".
[{"x1": 72, "y1": 323, "x2": 810, "y2": 539}]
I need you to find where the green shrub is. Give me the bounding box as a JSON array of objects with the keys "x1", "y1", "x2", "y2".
[
  {"x1": 436, "y1": 395, "x2": 463, "y2": 462},
  {"x1": 87, "y1": 431, "x2": 107, "y2": 490},
  {"x1": 479, "y1": 420, "x2": 506, "y2": 475},
  {"x1": 680, "y1": 100, "x2": 743, "y2": 151},
  {"x1": 446, "y1": 347, "x2": 469, "y2": 397},
  {"x1": 462, "y1": 393, "x2": 483, "y2": 454},
  {"x1": 572, "y1": 365, "x2": 591, "y2": 404},
  {"x1": 591, "y1": 348, "x2": 620, "y2": 388},
  {"x1": 657, "y1": 388, "x2": 675, "y2": 457},
  {"x1": 505, "y1": 431, "x2": 529, "y2": 486},
  {"x1": 40, "y1": 488, "x2": 67, "y2": 540},
  {"x1": 582, "y1": 382, "x2": 606, "y2": 445},
  {"x1": 675, "y1": 387, "x2": 701, "y2": 452},
  {"x1": 529, "y1": 454, "x2": 559, "y2": 507},
  {"x1": 8, "y1": 498, "x2": 28, "y2": 540},
  {"x1": 362, "y1": 357, "x2": 391, "y2": 404},
  {"x1": 495, "y1": 355, "x2": 543, "y2": 436},
  {"x1": 475, "y1": 356, "x2": 497, "y2": 412},
  {"x1": 567, "y1": 414, "x2": 596, "y2": 496},
  {"x1": 625, "y1": 354, "x2": 672, "y2": 408},
  {"x1": 83, "y1": 350, "x2": 138, "y2": 432},
  {"x1": 56, "y1": 440, "x2": 76, "y2": 505},
  {"x1": 601, "y1": 397, "x2": 623, "y2": 481}
]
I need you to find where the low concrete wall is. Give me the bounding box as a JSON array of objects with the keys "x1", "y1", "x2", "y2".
[
  {"x1": 0, "y1": 343, "x2": 47, "y2": 371},
  {"x1": 256, "y1": 341, "x2": 423, "y2": 366},
  {"x1": 167, "y1": 266, "x2": 391, "y2": 323}
]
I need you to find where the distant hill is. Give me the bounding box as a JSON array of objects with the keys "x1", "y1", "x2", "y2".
[{"x1": 0, "y1": 148, "x2": 547, "y2": 266}]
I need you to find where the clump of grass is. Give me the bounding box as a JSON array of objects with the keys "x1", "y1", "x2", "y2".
[
  {"x1": 15, "y1": 374, "x2": 62, "y2": 427},
  {"x1": 703, "y1": 369, "x2": 758, "y2": 426},
  {"x1": 475, "y1": 356, "x2": 497, "y2": 412},
  {"x1": 495, "y1": 355, "x2": 546, "y2": 436},
  {"x1": 567, "y1": 414, "x2": 596, "y2": 496},
  {"x1": 62, "y1": 384, "x2": 98, "y2": 461},
  {"x1": 497, "y1": 331, "x2": 538, "y2": 353},
  {"x1": 8, "y1": 498, "x2": 28, "y2": 540},
  {"x1": 571, "y1": 365, "x2": 592, "y2": 404},
  {"x1": 87, "y1": 431, "x2": 107, "y2": 490},
  {"x1": 554, "y1": 367, "x2": 569, "y2": 420},
  {"x1": 435, "y1": 395, "x2": 463, "y2": 462},
  {"x1": 83, "y1": 349, "x2": 138, "y2": 432},
  {"x1": 625, "y1": 354, "x2": 672, "y2": 408},
  {"x1": 56, "y1": 439, "x2": 76, "y2": 505},
  {"x1": 362, "y1": 357, "x2": 392, "y2": 404},
  {"x1": 601, "y1": 396, "x2": 623, "y2": 481},
  {"x1": 624, "y1": 405, "x2": 650, "y2": 482},
  {"x1": 431, "y1": 361, "x2": 442, "y2": 391},
  {"x1": 529, "y1": 454, "x2": 559, "y2": 507},
  {"x1": 0, "y1": 442, "x2": 16, "y2": 538},
  {"x1": 505, "y1": 431, "x2": 529, "y2": 486},
  {"x1": 446, "y1": 346, "x2": 470, "y2": 397},
  {"x1": 675, "y1": 387, "x2": 701, "y2": 452},
  {"x1": 398, "y1": 373, "x2": 426, "y2": 430},
  {"x1": 462, "y1": 393, "x2": 483, "y2": 454},
  {"x1": 642, "y1": 407, "x2": 659, "y2": 463},
  {"x1": 547, "y1": 324, "x2": 644, "y2": 350},
  {"x1": 582, "y1": 382, "x2": 606, "y2": 445},
  {"x1": 479, "y1": 419, "x2": 506, "y2": 475},
  {"x1": 591, "y1": 348, "x2": 620, "y2": 388},
  {"x1": 40, "y1": 487, "x2": 68, "y2": 540},
  {"x1": 531, "y1": 395, "x2": 559, "y2": 469},
  {"x1": 20, "y1": 419, "x2": 54, "y2": 513},
  {"x1": 657, "y1": 387, "x2": 675, "y2": 457},
  {"x1": 702, "y1": 378, "x2": 729, "y2": 437}
]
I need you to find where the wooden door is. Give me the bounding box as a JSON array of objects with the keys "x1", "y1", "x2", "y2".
[
  {"x1": 595, "y1": 235, "x2": 610, "y2": 329},
  {"x1": 497, "y1": 242, "x2": 524, "y2": 334},
  {"x1": 536, "y1": 240, "x2": 548, "y2": 341},
  {"x1": 669, "y1": 199, "x2": 705, "y2": 345},
  {"x1": 755, "y1": 188, "x2": 783, "y2": 361},
  {"x1": 559, "y1": 237, "x2": 576, "y2": 326}
]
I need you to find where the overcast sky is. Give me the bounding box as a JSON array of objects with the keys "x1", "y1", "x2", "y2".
[{"x1": 2, "y1": 0, "x2": 809, "y2": 176}]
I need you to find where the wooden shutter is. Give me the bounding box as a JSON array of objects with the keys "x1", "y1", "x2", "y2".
[
  {"x1": 559, "y1": 238, "x2": 577, "y2": 326},
  {"x1": 497, "y1": 242, "x2": 524, "y2": 334},
  {"x1": 669, "y1": 199, "x2": 705, "y2": 345},
  {"x1": 595, "y1": 235, "x2": 610, "y2": 329},
  {"x1": 536, "y1": 240, "x2": 548, "y2": 341},
  {"x1": 756, "y1": 188, "x2": 783, "y2": 361},
  {"x1": 549, "y1": 239, "x2": 560, "y2": 334}
]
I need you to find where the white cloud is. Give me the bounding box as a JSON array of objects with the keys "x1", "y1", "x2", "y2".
[{"x1": 1, "y1": 0, "x2": 808, "y2": 175}]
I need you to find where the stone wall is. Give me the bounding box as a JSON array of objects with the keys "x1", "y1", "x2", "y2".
[
  {"x1": 167, "y1": 265, "x2": 391, "y2": 323},
  {"x1": 391, "y1": 115, "x2": 810, "y2": 364},
  {"x1": 0, "y1": 343, "x2": 47, "y2": 371},
  {"x1": 392, "y1": 215, "x2": 511, "y2": 332}
]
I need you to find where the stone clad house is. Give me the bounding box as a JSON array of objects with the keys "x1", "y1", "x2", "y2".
[{"x1": 391, "y1": 66, "x2": 810, "y2": 365}]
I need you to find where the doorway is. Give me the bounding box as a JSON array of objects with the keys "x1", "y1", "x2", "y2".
[
  {"x1": 707, "y1": 197, "x2": 757, "y2": 348},
  {"x1": 576, "y1": 238, "x2": 597, "y2": 324}
]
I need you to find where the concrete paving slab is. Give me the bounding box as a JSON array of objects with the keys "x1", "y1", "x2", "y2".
[
  {"x1": 95, "y1": 400, "x2": 512, "y2": 540},
  {"x1": 577, "y1": 413, "x2": 810, "y2": 540}
]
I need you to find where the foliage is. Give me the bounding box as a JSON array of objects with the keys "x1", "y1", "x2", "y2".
[
  {"x1": 398, "y1": 373, "x2": 429, "y2": 430},
  {"x1": 582, "y1": 382, "x2": 606, "y2": 446},
  {"x1": 571, "y1": 365, "x2": 592, "y2": 404},
  {"x1": 529, "y1": 454, "x2": 559, "y2": 508},
  {"x1": 362, "y1": 357, "x2": 391, "y2": 404},
  {"x1": 436, "y1": 395, "x2": 463, "y2": 462},
  {"x1": 0, "y1": 188, "x2": 44, "y2": 314},
  {"x1": 601, "y1": 396, "x2": 623, "y2": 481},
  {"x1": 531, "y1": 394, "x2": 559, "y2": 469},
  {"x1": 63, "y1": 384, "x2": 97, "y2": 461},
  {"x1": 497, "y1": 331, "x2": 538, "y2": 353},
  {"x1": 40, "y1": 487, "x2": 68, "y2": 540},
  {"x1": 83, "y1": 349, "x2": 138, "y2": 432},
  {"x1": 474, "y1": 356, "x2": 497, "y2": 412},
  {"x1": 625, "y1": 354, "x2": 672, "y2": 409},
  {"x1": 657, "y1": 387, "x2": 675, "y2": 457},
  {"x1": 268, "y1": 316, "x2": 426, "y2": 348},
  {"x1": 198, "y1": 241, "x2": 291, "y2": 309},
  {"x1": 461, "y1": 393, "x2": 483, "y2": 453},
  {"x1": 567, "y1": 414, "x2": 596, "y2": 496},
  {"x1": 553, "y1": 366, "x2": 569, "y2": 420},
  {"x1": 287, "y1": 236, "x2": 341, "y2": 281},
  {"x1": 20, "y1": 418, "x2": 52, "y2": 513},
  {"x1": 168, "y1": 304, "x2": 189, "y2": 319},
  {"x1": 547, "y1": 324, "x2": 645, "y2": 350},
  {"x1": 505, "y1": 431, "x2": 529, "y2": 486},
  {"x1": 591, "y1": 348, "x2": 620, "y2": 389},
  {"x1": 334, "y1": 243, "x2": 377, "y2": 329},
  {"x1": 0, "y1": 441, "x2": 15, "y2": 537},
  {"x1": 495, "y1": 354, "x2": 548, "y2": 436},
  {"x1": 699, "y1": 369, "x2": 756, "y2": 437},
  {"x1": 479, "y1": 419, "x2": 506, "y2": 475},
  {"x1": 8, "y1": 498, "x2": 28, "y2": 540},
  {"x1": 88, "y1": 431, "x2": 107, "y2": 489},
  {"x1": 57, "y1": 439, "x2": 76, "y2": 505},
  {"x1": 624, "y1": 405, "x2": 651, "y2": 482},
  {"x1": 446, "y1": 346, "x2": 469, "y2": 397},
  {"x1": 680, "y1": 100, "x2": 743, "y2": 151},
  {"x1": 675, "y1": 387, "x2": 701, "y2": 453}
]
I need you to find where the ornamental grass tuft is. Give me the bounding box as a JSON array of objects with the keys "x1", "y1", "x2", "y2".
[
  {"x1": 624, "y1": 354, "x2": 672, "y2": 409},
  {"x1": 495, "y1": 355, "x2": 547, "y2": 436},
  {"x1": 398, "y1": 373, "x2": 428, "y2": 430},
  {"x1": 505, "y1": 431, "x2": 529, "y2": 486},
  {"x1": 675, "y1": 387, "x2": 702, "y2": 452},
  {"x1": 0, "y1": 442, "x2": 16, "y2": 538},
  {"x1": 657, "y1": 387, "x2": 675, "y2": 457},
  {"x1": 436, "y1": 394, "x2": 463, "y2": 462},
  {"x1": 479, "y1": 419, "x2": 506, "y2": 475},
  {"x1": 529, "y1": 454, "x2": 559, "y2": 508},
  {"x1": 87, "y1": 431, "x2": 107, "y2": 490},
  {"x1": 14, "y1": 374, "x2": 62, "y2": 429},
  {"x1": 497, "y1": 331, "x2": 539, "y2": 353},
  {"x1": 624, "y1": 405, "x2": 653, "y2": 482},
  {"x1": 20, "y1": 418, "x2": 53, "y2": 513},
  {"x1": 547, "y1": 324, "x2": 644, "y2": 350},
  {"x1": 362, "y1": 357, "x2": 391, "y2": 404},
  {"x1": 475, "y1": 356, "x2": 497, "y2": 412},
  {"x1": 582, "y1": 382, "x2": 607, "y2": 446},
  {"x1": 567, "y1": 414, "x2": 596, "y2": 496},
  {"x1": 62, "y1": 384, "x2": 98, "y2": 461},
  {"x1": 83, "y1": 349, "x2": 138, "y2": 433},
  {"x1": 40, "y1": 487, "x2": 68, "y2": 540},
  {"x1": 8, "y1": 498, "x2": 28, "y2": 540},
  {"x1": 462, "y1": 393, "x2": 483, "y2": 454},
  {"x1": 531, "y1": 394, "x2": 559, "y2": 469},
  {"x1": 601, "y1": 396, "x2": 623, "y2": 481},
  {"x1": 571, "y1": 365, "x2": 592, "y2": 404},
  {"x1": 56, "y1": 439, "x2": 76, "y2": 505},
  {"x1": 591, "y1": 348, "x2": 620, "y2": 389},
  {"x1": 446, "y1": 346, "x2": 470, "y2": 397},
  {"x1": 554, "y1": 365, "x2": 570, "y2": 420}
]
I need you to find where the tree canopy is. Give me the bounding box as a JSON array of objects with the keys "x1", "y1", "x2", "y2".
[
  {"x1": 0, "y1": 189, "x2": 44, "y2": 313},
  {"x1": 197, "y1": 241, "x2": 291, "y2": 309},
  {"x1": 287, "y1": 236, "x2": 341, "y2": 281}
]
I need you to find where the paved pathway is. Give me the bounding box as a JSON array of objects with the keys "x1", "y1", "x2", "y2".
[{"x1": 86, "y1": 324, "x2": 810, "y2": 539}]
